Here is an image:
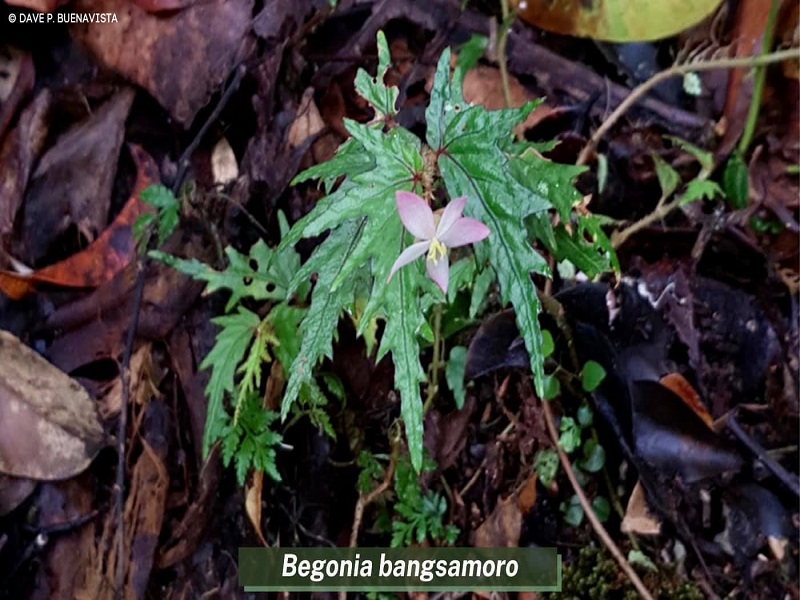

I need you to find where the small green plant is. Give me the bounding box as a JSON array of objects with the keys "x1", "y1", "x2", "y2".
[
  {"x1": 221, "y1": 392, "x2": 283, "y2": 485},
  {"x1": 134, "y1": 184, "x2": 181, "y2": 250},
  {"x1": 389, "y1": 458, "x2": 459, "y2": 547}
]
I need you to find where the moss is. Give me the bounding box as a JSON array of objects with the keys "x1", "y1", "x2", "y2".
[{"x1": 546, "y1": 546, "x2": 703, "y2": 600}]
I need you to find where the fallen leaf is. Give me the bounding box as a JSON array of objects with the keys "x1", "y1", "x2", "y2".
[
  {"x1": 245, "y1": 472, "x2": 268, "y2": 547},
  {"x1": 71, "y1": 0, "x2": 254, "y2": 126},
  {"x1": 621, "y1": 480, "x2": 661, "y2": 535},
  {"x1": 0, "y1": 46, "x2": 35, "y2": 142},
  {"x1": 288, "y1": 87, "x2": 325, "y2": 149},
  {"x1": 660, "y1": 373, "x2": 713, "y2": 428},
  {"x1": 20, "y1": 88, "x2": 135, "y2": 263},
  {"x1": 132, "y1": 0, "x2": 196, "y2": 12},
  {"x1": 0, "y1": 143, "x2": 159, "y2": 299},
  {"x1": 0, "y1": 330, "x2": 104, "y2": 480},
  {"x1": 472, "y1": 494, "x2": 522, "y2": 547},
  {"x1": 517, "y1": 473, "x2": 538, "y2": 515},
  {"x1": 0, "y1": 473, "x2": 36, "y2": 515},
  {"x1": 512, "y1": 0, "x2": 724, "y2": 42},
  {"x1": 211, "y1": 137, "x2": 238, "y2": 185},
  {"x1": 4, "y1": 0, "x2": 68, "y2": 11},
  {"x1": 0, "y1": 89, "x2": 51, "y2": 243}
]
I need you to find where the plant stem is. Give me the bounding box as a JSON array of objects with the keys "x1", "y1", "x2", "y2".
[
  {"x1": 577, "y1": 47, "x2": 800, "y2": 166},
  {"x1": 737, "y1": 0, "x2": 781, "y2": 154},
  {"x1": 424, "y1": 304, "x2": 444, "y2": 414},
  {"x1": 610, "y1": 195, "x2": 683, "y2": 249},
  {"x1": 497, "y1": 0, "x2": 513, "y2": 108},
  {"x1": 541, "y1": 400, "x2": 655, "y2": 600}
]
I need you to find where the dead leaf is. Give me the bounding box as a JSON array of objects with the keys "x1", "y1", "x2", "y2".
[
  {"x1": 245, "y1": 472, "x2": 268, "y2": 547},
  {"x1": 211, "y1": 137, "x2": 238, "y2": 185},
  {"x1": 512, "y1": 0, "x2": 724, "y2": 42},
  {"x1": 4, "y1": 0, "x2": 68, "y2": 11},
  {"x1": 517, "y1": 473, "x2": 538, "y2": 515},
  {"x1": 0, "y1": 89, "x2": 51, "y2": 243},
  {"x1": 288, "y1": 87, "x2": 326, "y2": 149},
  {"x1": 132, "y1": 0, "x2": 196, "y2": 12},
  {"x1": 20, "y1": 88, "x2": 135, "y2": 264},
  {"x1": 0, "y1": 143, "x2": 158, "y2": 299},
  {"x1": 621, "y1": 480, "x2": 661, "y2": 535},
  {"x1": 0, "y1": 330, "x2": 104, "y2": 480},
  {"x1": 0, "y1": 47, "x2": 35, "y2": 142},
  {"x1": 0, "y1": 473, "x2": 36, "y2": 515},
  {"x1": 660, "y1": 373, "x2": 713, "y2": 428},
  {"x1": 71, "y1": 0, "x2": 254, "y2": 126},
  {"x1": 472, "y1": 494, "x2": 522, "y2": 547},
  {"x1": 98, "y1": 344, "x2": 156, "y2": 419},
  {"x1": 461, "y1": 65, "x2": 554, "y2": 134}
]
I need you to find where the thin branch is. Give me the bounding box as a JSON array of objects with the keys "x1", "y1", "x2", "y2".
[
  {"x1": 541, "y1": 400, "x2": 656, "y2": 600},
  {"x1": 577, "y1": 47, "x2": 800, "y2": 166}
]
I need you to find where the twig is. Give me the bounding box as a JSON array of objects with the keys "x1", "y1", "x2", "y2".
[
  {"x1": 423, "y1": 303, "x2": 444, "y2": 414},
  {"x1": 541, "y1": 400, "x2": 655, "y2": 600},
  {"x1": 576, "y1": 47, "x2": 800, "y2": 166},
  {"x1": 113, "y1": 66, "x2": 246, "y2": 599},
  {"x1": 610, "y1": 194, "x2": 683, "y2": 249}
]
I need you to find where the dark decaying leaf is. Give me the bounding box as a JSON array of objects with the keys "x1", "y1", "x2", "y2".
[
  {"x1": 0, "y1": 47, "x2": 35, "y2": 142},
  {"x1": 464, "y1": 310, "x2": 529, "y2": 381},
  {"x1": 631, "y1": 380, "x2": 743, "y2": 483},
  {"x1": 0, "y1": 144, "x2": 158, "y2": 299},
  {"x1": 20, "y1": 88, "x2": 135, "y2": 264},
  {"x1": 719, "y1": 483, "x2": 792, "y2": 563},
  {"x1": 0, "y1": 330, "x2": 104, "y2": 481},
  {"x1": 0, "y1": 473, "x2": 36, "y2": 516},
  {"x1": 70, "y1": 0, "x2": 254, "y2": 126}
]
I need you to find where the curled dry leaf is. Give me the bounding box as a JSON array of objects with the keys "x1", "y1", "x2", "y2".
[
  {"x1": 0, "y1": 330, "x2": 104, "y2": 481},
  {"x1": 0, "y1": 144, "x2": 159, "y2": 299},
  {"x1": 621, "y1": 480, "x2": 661, "y2": 536},
  {"x1": 472, "y1": 494, "x2": 522, "y2": 548}
]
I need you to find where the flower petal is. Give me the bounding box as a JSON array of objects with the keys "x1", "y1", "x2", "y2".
[
  {"x1": 436, "y1": 196, "x2": 467, "y2": 239},
  {"x1": 387, "y1": 241, "x2": 431, "y2": 281},
  {"x1": 438, "y1": 217, "x2": 490, "y2": 248},
  {"x1": 396, "y1": 191, "x2": 435, "y2": 240},
  {"x1": 426, "y1": 255, "x2": 450, "y2": 295}
]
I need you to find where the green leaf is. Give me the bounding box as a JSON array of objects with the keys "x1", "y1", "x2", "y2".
[
  {"x1": 267, "y1": 304, "x2": 306, "y2": 375},
  {"x1": 723, "y1": 152, "x2": 749, "y2": 210},
  {"x1": 281, "y1": 224, "x2": 359, "y2": 420},
  {"x1": 430, "y1": 49, "x2": 560, "y2": 397},
  {"x1": 378, "y1": 266, "x2": 427, "y2": 472},
  {"x1": 667, "y1": 136, "x2": 714, "y2": 174},
  {"x1": 150, "y1": 240, "x2": 287, "y2": 312},
  {"x1": 581, "y1": 439, "x2": 606, "y2": 473},
  {"x1": 541, "y1": 329, "x2": 554, "y2": 358},
  {"x1": 578, "y1": 214, "x2": 620, "y2": 275},
  {"x1": 200, "y1": 307, "x2": 260, "y2": 455},
  {"x1": 581, "y1": 360, "x2": 606, "y2": 392},
  {"x1": 221, "y1": 393, "x2": 283, "y2": 485},
  {"x1": 445, "y1": 346, "x2": 468, "y2": 409},
  {"x1": 354, "y1": 30, "x2": 398, "y2": 119},
  {"x1": 542, "y1": 374, "x2": 561, "y2": 400},
  {"x1": 577, "y1": 403, "x2": 593, "y2": 428},
  {"x1": 456, "y1": 35, "x2": 488, "y2": 72},
  {"x1": 552, "y1": 226, "x2": 610, "y2": 279},
  {"x1": 628, "y1": 549, "x2": 658, "y2": 572},
  {"x1": 558, "y1": 417, "x2": 581, "y2": 453},
  {"x1": 447, "y1": 257, "x2": 477, "y2": 304},
  {"x1": 534, "y1": 449, "x2": 559, "y2": 486},
  {"x1": 679, "y1": 179, "x2": 722, "y2": 206},
  {"x1": 561, "y1": 495, "x2": 584, "y2": 527},
  {"x1": 469, "y1": 266, "x2": 495, "y2": 319},
  {"x1": 592, "y1": 496, "x2": 610, "y2": 523},
  {"x1": 651, "y1": 153, "x2": 680, "y2": 199}
]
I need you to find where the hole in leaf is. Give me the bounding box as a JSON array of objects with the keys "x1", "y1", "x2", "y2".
[
  {"x1": 243, "y1": 277, "x2": 253, "y2": 286},
  {"x1": 249, "y1": 258, "x2": 258, "y2": 271},
  {"x1": 266, "y1": 282, "x2": 276, "y2": 293}
]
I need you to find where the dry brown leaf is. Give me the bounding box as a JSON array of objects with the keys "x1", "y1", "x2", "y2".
[
  {"x1": 71, "y1": 0, "x2": 253, "y2": 126},
  {"x1": 621, "y1": 480, "x2": 661, "y2": 536},
  {"x1": 472, "y1": 494, "x2": 522, "y2": 547},
  {"x1": 245, "y1": 472, "x2": 268, "y2": 547},
  {"x1": 5, "y1": 0, "x2": 68, "y2": 12},
  {"x1": 659, "y1": 373, "x2": 713, "y2": 429},
  {"x1": 0, "y1": 144, "x2": 158, "y2": 299},
  {"x1": 0, "y1": 473, "x2": 36, "y2": 515},
  {"x1": 288, "y1": 87, "x2": 325, "y2": 149},
  {"x1": 0, "y1": 46, "x2": 35, "y2": 142},
  {"x1": 20, "y1": 88, "x2": 135, "y2": 263},
  {"x1": 211, "y1": 137, "x2": 238, "y2": 185},
  {"x1": 517, "y1": 473, "x2": 538, "y2": 515},
  {"x1": 0, "y1": 330, "x2": 104, "y2": 480}
]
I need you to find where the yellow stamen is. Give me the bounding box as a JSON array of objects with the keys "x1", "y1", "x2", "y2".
[{"x1": 427, "y1": 237, "x2": 447, "y2": 264}]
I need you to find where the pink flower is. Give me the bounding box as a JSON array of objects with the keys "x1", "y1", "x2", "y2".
[{"x1": 388, "y1": 191, "x2": 490, "y2": 294}]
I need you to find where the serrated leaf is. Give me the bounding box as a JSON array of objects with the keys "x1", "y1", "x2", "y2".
[
  {"x1": 281, "y1": 223, "x2": 359, "y2": 419},
  {"x1": 469, "y1": 266, "x2": 494, "y2": 319},
  {"x1": 200, "y1": 307, "x2": 260, "y2": 455},
  {"x1": 354, "y1": 30, "x2": 398, "y2": 119},
  {"x1": 430, "y1": 49, "x2": 553, "y2": 397},
  {"x1": 445, "y1": 346, "x2": 468, "y2": 409},
  {"x1": 667, "y1": 136, "x2": 714, "y2": 173},
  {"x1": 679, "y1": 179, "x2": 722, "y2": 206},
  {"x1": 508, "y1": 149, "x2": 585, "y2": 222},
  {"x1": 378, "y1": 266, "x2": 427, "y2": 471},
  {"x1": 150, "y1": 240, "x2": 287, "y2": 312},
  {"x1": 267, "y1": 304, "x2": 306, "y2": 374},
  {"x1": 551, "y1": 225, "x2": 610, "y2": 279}
]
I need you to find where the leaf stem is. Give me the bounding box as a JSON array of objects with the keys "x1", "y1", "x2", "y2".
[
  {"x1": 497, "y1": 0, "x2": 513, "y2": 109},
  {"x1": 577, "y1": 47, "x2": 800, "y2": 166},
  {"x1": 737, "y1": 0, "x2": 781, "y2": 154},
  {"x1": 423, "y1": 303, "x2": 444, "y2": 414}
]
